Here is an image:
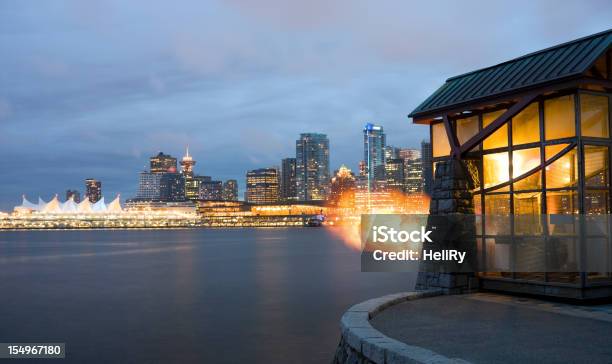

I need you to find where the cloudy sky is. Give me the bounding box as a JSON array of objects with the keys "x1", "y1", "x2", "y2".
[{"x1": 0, "y1": 0, "x2": 610, "y2": 209}]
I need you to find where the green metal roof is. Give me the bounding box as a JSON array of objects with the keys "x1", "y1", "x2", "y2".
[{"x1": 409, "y1": 29, "x2": 612, "y2": 119}]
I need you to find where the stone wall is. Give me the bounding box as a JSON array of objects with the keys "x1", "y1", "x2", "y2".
[{"x1": 416, "y1": 158, "x2": 479, "y2": 294}]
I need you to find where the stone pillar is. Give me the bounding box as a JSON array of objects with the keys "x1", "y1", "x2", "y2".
[{"x1": 416, "y1": 158, "x2": 479, "y2": 294}]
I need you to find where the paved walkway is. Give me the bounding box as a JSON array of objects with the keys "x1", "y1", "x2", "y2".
[{"x1": 370, "y1": 293, "x2": 612, "y2": 364}]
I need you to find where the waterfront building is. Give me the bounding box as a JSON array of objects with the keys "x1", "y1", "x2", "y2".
[
  {"x1": 66, "y1": 189, "x2": 81, "y2": 203},
  {"x1": 409, "y1": 29, "x2": 612, "y2": 299},
  {"x1": 399, "y1": 148, "x2": 424, "y2": 193},
  {"x1": 223, "y1": 180, "x2": 238, "y2": 201},
  {"x1": 246, "y1": 168, "x2": 279, "y2": 204},
  {"x1": 199, "y1": 180, "x2": 223, "y2": 201},
  {"x1": 85, "y1": 178, "x2": 101, "y2": 203},
  {"x1": 421, "y1": 140, "x2": 433, "y2": 195},
  {"x1": 358, "y1": 160, "x2": 367, "y2": 177},
  {"x1": 159, "y1": 173, "x2": 185, "y2": 202},
  {"x1": 385, "y1": 158, "x2": 405, "y2": 192},
  {"x1": 280, "y1": 158, "x2": 298, "y2": 201},
  {"x1": 150, "y1": 152, "x2": 177, "y2": 174},
  {"x1": 296, "y1": 133, "x2": 330, "y2": 201},
  {"x1": 363, "y1": 123, "x2": 386, "y2": 190},
  {"x1": 136, "y1": 172, "x2": 162, "y2": 200},
  {"x1": 329, "y1": 165, "x2": 356, "y2": 207}
]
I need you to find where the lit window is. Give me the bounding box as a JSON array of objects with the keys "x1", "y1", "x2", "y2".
[
  {"x1": 545, "y1": 147, "x2": 578, "y2": 189},
  {"x1": 545, "y1": 95, "x2": 575, "y2": 140},
  {"x1": 512, "y1": 103, "x2": 540, "y2": 145},
  {"x1": 456, "y1": 115, "x2": 479, "y2": 150},
  {"x1": 432, "y1": 122, "x2": 451, "y2": 157},
  {"x1": 483, "y1": 152, "x2": 509, "y2": 188},
  {"x1": 580, "y1": 94, "x2": 609, "y2": 138},
  {"x1": 483, "y1": 109, "x2": 508, "y2": 149}
]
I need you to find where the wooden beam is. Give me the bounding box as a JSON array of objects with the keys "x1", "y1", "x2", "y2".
[
  {"x1": 459, "y1": 92, "x2": 538, "y2": 156},
  {"x1": 443, "y1": 115, "x2": 460, "y2": 158}
]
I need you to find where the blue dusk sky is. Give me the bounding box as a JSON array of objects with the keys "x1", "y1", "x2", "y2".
[{"x1": 0, "y1": 0, "x2": 610, "y2": 209}]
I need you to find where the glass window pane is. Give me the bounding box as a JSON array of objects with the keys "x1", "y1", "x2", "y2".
[
  {"x1": 512, "y1": 147, "x2": 540, "y2": 178},
  {"x1": 544, "y1": 143, "x2": 570, "y2": 160},
  {"x1": 432, "y1": 122, "x2": 450, "y2": 157},
  {"x1": 584, "y1": 145, "x2": 609, "y2": 187},
  {"x1": 514, "y1": 171, "x2": 541, "y2": 191},
  {"x1": 585, "y1": 190, "x2": 609, "y2": 215},
  {"x1": 545, "y1": 147, "x2": 578, "y2": 189},
  {"x1": 545, "y1": 95, "x2": 575, "y2": 140},
  {"x1": 512, "y1": 102, "x2": 540, "y2": 145},
  {"x1": 484, "y1": 194, "x2": 510, "y2": 215},
  {"x1": 514, "y1": 192, "x2": 542, "y2": 215},
  {"x1": 456, "y1": 115, "x2": 479, "y2": 150},
  {"x1": 483, "y1": 109, "x2": 507, "y2": 150},
  {"x1": 473, "y1": 193, "x2": 482, "y2": 215},
  {"x1": 546, "y1": 190, "x2": 578, "y2": 214},
  {"x1": 580, "y1": 94, "x2": 609, "y2": 138},
  {"x1": 483, "y1": 152, "x2": 509, "y2": 188}
]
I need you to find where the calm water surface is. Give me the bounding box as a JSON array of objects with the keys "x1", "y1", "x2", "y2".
[{"x1": 0, "y1": 228, "x2": 416, "y2": 363}]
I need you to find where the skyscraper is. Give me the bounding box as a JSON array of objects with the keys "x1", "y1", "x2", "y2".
[
  {"x1": 399, "y1": 148, "x2": 423, "y2": 193},
  {"x1": 223, "y1": 179, "x2": 238, "y2": 201},
  {"x1": 246, "y1": 168, "x2": 279, "y2": 204},
  {"x1": 296, "y1": 133, "x2": 330, "y2": 201},
  {"x1": 150, "y1": 152, "x2": 177, "y2": 174},
  {"x1": 384, "y1": 145, "x2": 400, "y2": 161},
  {"x1": 85, "y1": 179, "x2": 101, "y2": 203},
  {"x1": 199, "y1": 180, "x2": 223, "y2": 201},
  {"x1": 136, "y1": 172, "x2": 163, "y2": 200},
  {"x1": 280, "y1": 158, "x2": 297, "y2": 202},
  {"x1": 363, "y1": 123, "x2": 386, "y2": 190},
  {"x1": 65, "y1": 189, "x2": 81, "y2": 203},
  {"x1": 329, "y1": 165, "x2": 356, "y2": 207},
  {"x1": 180, "y1": 147, "x2": 200, "y2": 200},
  {"x1": 421, "y1": 140, "x2": 433, "y2": 195},
  {"x1": 159, "y1": 173, "x2": 185, "y2": 202},
  {"x1": 385, "y1": 158, "x2": 405, "y2": 192}
]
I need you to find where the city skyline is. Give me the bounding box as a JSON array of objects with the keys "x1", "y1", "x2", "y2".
[{"x1": 0, "y1": 1, "x2": 610, "y2": 210}]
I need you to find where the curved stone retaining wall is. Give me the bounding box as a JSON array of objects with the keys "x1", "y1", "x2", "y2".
[{"x1": 332, "y1": 290, "x2": 466, "y2": 364}]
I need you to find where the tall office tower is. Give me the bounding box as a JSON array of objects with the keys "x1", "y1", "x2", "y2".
[
  {"x1": 222, "y1": 179, "x2": 238, "y2": 201},
  {"x1": 180, "y1": 147, "x2": 200, "y2": 200},
  {"x1": 246, "y1": 168, "x2": 279, "y2": 204},
  {"x1": 136, "y1": 171, "x2": 163, "y2": 200},
  {"x1": 358, "y1": 160, "x2": 367, "y2": 176},
  {"x1": 329, "y1": 165, "x2": 356, "y2": 207},
  {"x1": 280, "y1": 158, "x2": 297, "y2": 202},
  {"x1": 399, "y1": 148, "x2": 424, "y2": 193},
  {"x1": 85, "y1": 178, "x2": 102, "y2": 203},
  {"x1": 296, "y1": 133, "x2": 330, "y2": 201},
  {"x1": 421, "y1": 140, "x2": 433, "y2": 195},
  {"x1": 384, "y1": 145, "x2": 400, "y2": 161},
  {"x1": 159, "y1": 173, "x2": 185, "y2": 202},
  {"x1": 363, "y1": 123, "x2": 386, "y2": 190},
  {"x1": 65, "y1": 189, "x2": 81, "y2": 203},
  {"x1": 150, "y1": 152, "x2": 177, "y2": 174},
  {"x1": 385, "y1": 158, "x2": 405, "y2": 192},
  {"x1": 199, "y1": 180, "x2": 223, "y2": 201}
]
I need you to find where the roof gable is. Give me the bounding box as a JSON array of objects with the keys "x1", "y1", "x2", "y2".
[{"x1": 409, "y1": 29, "x2": 612, "y2": 119}]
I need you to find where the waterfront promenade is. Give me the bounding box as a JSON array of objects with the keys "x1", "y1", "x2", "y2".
[{"x1": 337, "y1": 292, "x2": 612, "y2": 364}]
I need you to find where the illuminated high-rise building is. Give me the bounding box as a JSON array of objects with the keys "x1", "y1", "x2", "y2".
[
  {"x1": 150, "y1": 152, "x2": 177, "y2": 174},
  {"x1": 329, "y1": 165, "x2": 356, "y2": 207},
  {"x1": 296, "y1": 133, "x2": 330, "y2": 201},
  {"x1": 385, "y1": 158, "x2": 405, "y2": 192},
  {"x1": 85, "y1": 178, "x2": 101, "y2": 203},
  {"x1": 159, "y1": 173, "x2": 185, "y2": 202},
  {"x1": 136, "y1": 172, "x2": 162, "y2": 200},
  {"x1": 180, "y1": 147, "x2": 200, "y2": 200},
  {"x1": 199, "y1": 180, "x2": 223, "y2": 201},
  {"x1": 363, "y1": 123, "x2": 386, "y2": 190},
  {"x1": 399, "y1": 148, "x2": 423, "y2": 193},
  {"x1": 222, "y1": 179, "x2": 238, "y2": 201},
  {"x1": 384, "y1": 145, "x2": 400, "y2": 160},
  {"x1": 358, "y1": 160, "x2": 367, "y2": 176},
  {"x1": 280, "y1": 158, "x2": 297, "y2": 202},
  {"x1": 65, "y1": 189, "x2": 81, "y2": 203},
  {"x1": 246, "y1": 168, "x2": 279, "y2": 204}
]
